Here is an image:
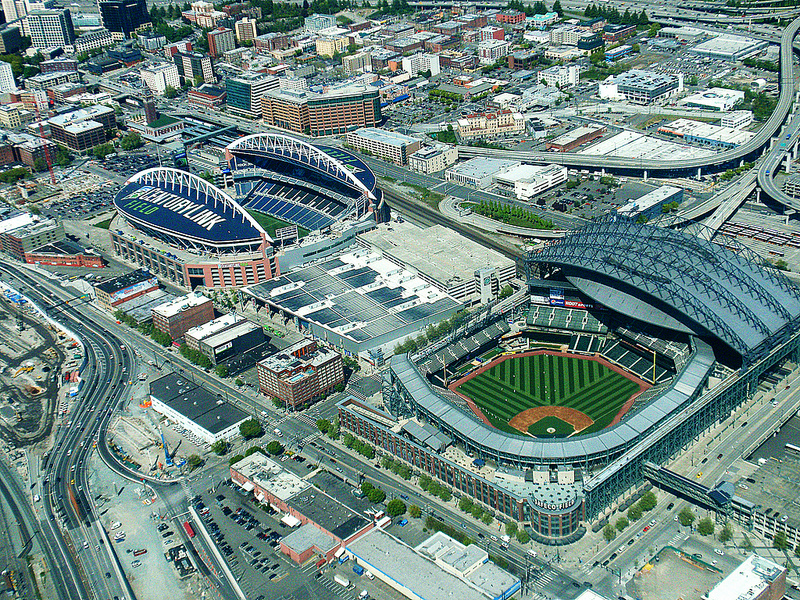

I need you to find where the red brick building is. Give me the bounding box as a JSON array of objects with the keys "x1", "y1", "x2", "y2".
[
  {"x1": 151, "y1": 291, "x2": 214, "y2": 340},
  {"x1": 496, "y1": 10, "x2": 525, "y2": 24},
  {"x1": 257, "y1": 339, "x2": 343, "y2": 409}
]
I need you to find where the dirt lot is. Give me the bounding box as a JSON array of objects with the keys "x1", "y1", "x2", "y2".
[{"x1": 631, "y1": 547, "x2": 723, "y2": 600}]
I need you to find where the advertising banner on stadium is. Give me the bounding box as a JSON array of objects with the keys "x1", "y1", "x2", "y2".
[
  {"x1": 565, "y1": 298, "x2": 593, "y2": 309},
  {"x1": 549, "y1": 288, "x2": 565, "y2": 306},
  {"x1": 530, "y1": 295, "x2": 550, "y2": 305}
]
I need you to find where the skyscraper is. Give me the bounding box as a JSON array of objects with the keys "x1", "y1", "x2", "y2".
[
  {"x1": 27, "y1": 8, "x2": 75, "y2": 48},
  {"x1": 98, "y1": 0, "x2": 149, "y2": 39}
]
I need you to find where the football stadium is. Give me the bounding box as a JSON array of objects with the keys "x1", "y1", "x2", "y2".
[
  {"x1": 337, "y1": 217, "x2": 800, "y2": 543},
  {"x1": 110, "y1": 134, "x2": 386, "y2": 289}
]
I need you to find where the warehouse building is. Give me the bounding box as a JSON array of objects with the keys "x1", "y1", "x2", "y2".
[
  {"x1": 546, "y1": 125, "x2": 606, "y2": 152},
  {"x1": 689, "y1": 34, "x2": 768, "y2": 62},
  {"x1": 151, "y1": 291, "x2": 214, "y2": 340},
  {"x1": 257, "y1": 338, "x2": 343, "y2": 409},
  {"x1": 230, "y1": 453, "x2": 374, "y2": 563},
  {"x1": 599, "y1": 70, "x2": 682, "y2": 104},
  {"x1": 360, "y1": 221, "x2": 516, "y2": 306},
  {"x1": 721, "y1": 110, "x2": 753, "y2": 129},
  {"x1": 94, "y1": 269, "x2": 159, "y2": 311},
  {"x1": 658, "y1": 118, "x2": 754, "y2": 149},
  {"x1": 185, "y1": 312, "x2": 243, "y2": 351},
  {"x1": 618, "y1": 185, "x2": 683, "y2": 219},
  {"x1": 680, "y1": 87, "x2": 744, "y2": 112},
  {"x1": 346, "y1": 529, "x2": 520, "y2": 600},
  {"x1": 494, "y1": 163, "x2": 568, "y2": 200},
  {"x1": 445, "y1": 157, "x2": 520, "y2": 188},
  {"x1": 199, "y1": 319, "x2": 266, "y2": 366},
  {"x1": 149, "y1": 373, "x2": 249, "y2": 444}
]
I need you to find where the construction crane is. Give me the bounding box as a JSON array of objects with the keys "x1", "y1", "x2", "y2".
[
  {"x1": 32, "y1": 95, "x2": 55, "y2": 185},
  {"x1": 159, "y1": 425, "x2": 173, "y2": 467}
]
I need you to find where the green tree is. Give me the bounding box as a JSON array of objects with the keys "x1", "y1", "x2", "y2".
[
  {"x1": 773, "y1": 531, "x2": 788, "y2": 550},
  {"x1": 33, "y1": 157, "x2": 47, "y2": 172},
  {"x1": 367, "y1": 488, "x2": 386, "y2": 503},
  {"x1": 266, "y1": 440, "x2": 284, "y2": 455},
  {"x1": 603, "y1": 523, "x2": 617, "y2": 542},
  {"x1": 459, "y1": 496, "x2": 474, "y2": 512},
  {"x1": 228, "y1": 454, "x2": 245, "y2": 465},
  {"x1": 552, "y1": 0, "x2": 562, "y2": 14},
  {"x1": 718, "y1": 522, "x2": 733, "y2": 544},
  {"x1": 471, "y1": 505, "x2": 484, "y2": 520},
  {"x1": 639, "y1": 491, "x2": 657, "y2": 512},
  {"x1": 628, "y1": 504, "x2": 643, "y2": 521},
  {"x1": 678, "y1": 507, "x2": 696, "y2": 527},
  {"x1": 498, "y1": 285, "x2": 513, "y2": 299},
  {"x1": 740, "y1": 534, "x2": 754, "y2": 552},
  {"x1": 187, "y1": 454, "x2": 203, "y2": 470},
  {"x1": 386, "y1": 499, "x2": 407, "y2": 517},
  {"x1": 164, "y1": 85, "x2": 178, "y2": 98},
  {"x1": 516, "y1": 529, "x2": 530, "y2": 544},
  {"x1": 418, "y1": 474, "x2": 432, "y2": 491},
  {"x1": 55, "y1": 146, "x2": 72, "y2": 167},
  {"x1": 697, "y1": 517, "x2": 715, "y2": 536},
  {"x1": 244, "y1": 446, "x2": 264, "y2": 457},
  {"x1": 199, "y1": 171, "x2": 215, "y2": 184},
  {"x1": 409, "y1": 504, "x2": 421, "y2": 518},
  {"x1": 120, "y1": 131, "x2": 143, "y2": 150},
  {"x1": 482, "y1": 513, "x2": 494, "y2": 526},
  {"x1": 437, "y1": 487, "x2": 451, "y2": 502},
  {"x1": 615, "y1": 517, "x2": 629, "y2": 532},
  {"x1": 316, "y1": 419, "x2": 331, "y2": 433},
  {"x1": 235, "y1": 378, "x2": 244, "y2": 387},
  {"x1": 505, "y1": 521, "x2": 518, "y2": 536},
  {"x1": 239, "y1": 418, "x2": 263, "y2": 439},
  {"x1": 215, "y1": 364, "x2": 228, "y2": 378},
  {"x1": 211, "y1": 440, "x2": 228, "y2": 455},
  {"x1": 93, "y1": 143, "x2": 115, "y2": 160}
]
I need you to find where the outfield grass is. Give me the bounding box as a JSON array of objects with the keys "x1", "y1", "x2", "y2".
[
  {"x1": 247, "y1": 210, "x2": 309, "y2": 239},
  {"x1": 527, "y1": 416, "x2": 574, "y2": 438},
  {"x1": 457, "y1": 354, "x2": 639, "y2": 436}
]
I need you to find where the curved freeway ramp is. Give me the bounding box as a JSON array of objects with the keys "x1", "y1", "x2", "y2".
[
  {"x1": 758, "y1": 110, "x2": 800, "y2": 211},
  {"x1": 457, "y1": 17, "x2": 800, "y2": 177}
]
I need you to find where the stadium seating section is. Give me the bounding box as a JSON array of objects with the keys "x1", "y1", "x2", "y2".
[
  {"x1": 418, "y1": 321, "x2": 511, "y2": 375},
  {"x1": 568, "y1": 334, "x2": 603, "y2": 354},
  {"x1": 243, "y1": 180, "x2": 350, "y2": 231},
  {"x1": 526, "y1": 305, "x2": 608, "y2": 334},
  {"x1": 600, "y1": 339, "x2": 671, "y2": 383},
  {"x1": 616, "y1": 326, "x2": 690, "y2": 370}
]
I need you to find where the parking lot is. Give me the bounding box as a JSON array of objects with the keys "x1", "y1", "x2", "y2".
[
  {"x1": 103, "y1": 153, "x2": 160, "y2": 178},
  {"x1": 42, "y1": 184, "x2": 118, "y2": 221}
]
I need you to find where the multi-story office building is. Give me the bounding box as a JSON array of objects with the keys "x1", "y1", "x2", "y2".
[
  {"x1": 345, "y1": 127, "x2": 420, "y2": 166},
  {"x1": 207, "y1": 26, "x2": 235, "y2": 57},
  {"x1": 480, "y1": 25, "x2": 504, "y2": 41},
  {"x1": 47, "y1": 104, "x2": 114, "y2": 152},
  {"x1": 24, "y1": 71, "x2": 79, "y2": 91},
  {"x1": 40, "y1": 56, "x2": 78, "y2": 74},
  {"x1": 151, "y1": 291, "x2": 214, "y2": 340},
  {"x1": 99, "y1": 0, "x2": 149, "y2": 39},
  {"x1": 253, "y1": 32, "x2": 289, "y2": 53},
  {"x1": 261, "y1": 85, "x2": 381, "y2": 136},
  {"x1": 0, "y1": 218, "x2": 63, "y2": 259},
  {"x1": 173, "y1": 51, "x2": 213, "y2": 84},
  {"x1": 342, "y1": 50, "x2": 371, "y2": 74},
  {"x1": 72, "y1": 27, "x2": 114, "y2": 53},
  {"x1": 408, "y1": 144, "x2": 458, "y2": 174},
  {"x1": 477, "y1": 39, "x2": 510, "y2": 65},
  {"x1": 225, "y1": 72, "x2": 278, "y2": 118},
  {"x1": 456, "y1": 110, "x2": 525, "y2": 140},
  {"x1": 0, "y1": 26, "x2": 21, "y2": 53},
  {"x1": 401, "y1": 53, "x2": 440, "y2": 77},
  {"x1": 188, "y1": 83, "x2": 226, "y2": 108},
  {"x1": 315, "y1": 35, "x2": 346, "y2": 58},
  {"x1": 27, "y1": 9, "x2": 75, "y2": 49},
  {"x1": 0, "y1": 61, "x2": 15, "y2": 93},
  {"x1": 1, "y1": 0, "x2": 26, "y2": 23},
  {"x1": 140, "y1": 62, "x2": 180, "y2": 95},
  {"x1": 257, "y1": 338, "x2": 344, "y2": 409},
  {"x1": 538, "y1": 64, "x2": 579, "y2": 88},
  {"x1": 599, "y1": 69, "x2": 682, "y2": 104},
  {"x1": 234, "y1": 16, "x2": 257, "y2": 43},
  {"x1": 304, "y1": 13, "x2": 336, "y2": 33}
]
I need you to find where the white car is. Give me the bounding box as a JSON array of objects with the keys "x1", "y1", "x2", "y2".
[
  {"x1": 131, "y1": 560, "x2": 142, "y2": 568},
  {"x1": 111, "y1": 522, "x2": 122, "y2": 530}
]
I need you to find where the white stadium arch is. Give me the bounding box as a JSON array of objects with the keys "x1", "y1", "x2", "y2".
[
  {"x1": 226, "y1": 133, "x2": 376, "y2": 200},
  {"x1": 126, "y1": 167, "x2": 271, "y2": 240}
]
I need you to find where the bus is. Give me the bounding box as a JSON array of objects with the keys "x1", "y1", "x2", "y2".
[
  {"x1": 786, "y1": 443, "x2": 800, "y2": 454},
  {"x1": 183, "y1": 521, "x2": 195, "y2": 538}
]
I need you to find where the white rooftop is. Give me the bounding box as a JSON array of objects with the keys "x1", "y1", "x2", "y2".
[
  {"x1": 0, "y1": 212, "x2": 35, "y2": 235},
  {"x1": 446, "y1": 157, "x2": 520, "y2": 180},
  {"x1": 231, "y1": 452, "x2": 310, "y2": 502},
  {"x1": 152, "y1": 291, "x2": 210, "y2": 319},
  {"x1": 579, "y1": 130, "x2": 714, "y2": 161},
  {"x1": 706, "y1": 554, "x2": 785, "y2": 600},
  {"x1": 351, "y1": 127, "x2": 419, "y2": 147},
  {"x1": 184, "y1": 313, "x2": 242, "y2": 342}
]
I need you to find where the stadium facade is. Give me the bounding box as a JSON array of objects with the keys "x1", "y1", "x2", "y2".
[
  {"x1": 339, "y1": 218, "x2": 800, "y2": 543},
  {"x1": 110, "y1": 134, "x2": 386, "y2": 290}
]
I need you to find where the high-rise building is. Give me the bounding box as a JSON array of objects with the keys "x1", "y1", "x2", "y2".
[
  {"x1": 0, "y1": 25, "x2": 21, "y2": 53},
  {"x1": 27, "y1": 8, "x2": 75, "y2": 48},
  {"x1": 0, "y1": 61, "x2": 15, "y2": 92},
  {"x1": 207, "y1": 26, "x2": 235, "y2": 57},
  {"x1": 98, "y1": 0, "x2": 149, "y2": 40},
  {"x1": 173, "y1": 51, "x2": 213, "y2": 84},
  {"x1": 1, "y1": 0, "x2": 25, "y2": 22},
  {"x1": 261, "y1": 85, "x2": 381, "y2": 136},
  {"x1": 234, "y1": 16, "x2": 256, "y2": 43},
  {"x1": 139, "y1": 62, "x2": 180, "y2": 95},
  {"x1": 225, "y1": 73, "x2": 278, "y2": 118},
  {"x1": 304, "y1": 13, "x2": 335, "y2": 33}
]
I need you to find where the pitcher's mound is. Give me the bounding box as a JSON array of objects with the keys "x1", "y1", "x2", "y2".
[{"x1": 509, "y1": 406, "x2": 594, "y2": 437}]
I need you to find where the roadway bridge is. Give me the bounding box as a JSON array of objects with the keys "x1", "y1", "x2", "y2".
[
  {"x1": 757, "y1": 99, "x2": 800, "y2": 212},
  {"x1": 457, "y1": 17, "x2": 800, "y2": 178}
]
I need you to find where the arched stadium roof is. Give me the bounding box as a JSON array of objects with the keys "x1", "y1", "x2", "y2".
[
  {"x1": 526, "y1": 217, "x2": 800, "y2": 358},
  {"x1": 115, "y1": 167, "x2": 271, "y2": 247},
  {"x1": 226, "y1": 134, "x2": 376, "y2": 200}
]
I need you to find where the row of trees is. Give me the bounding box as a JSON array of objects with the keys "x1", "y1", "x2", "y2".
[
  {"x1": 393, "y1": 310, "x2": 468, "y2": 355},
  {"x1": 471, "y1": 199, "x2": 555, "y2": 230},
  {"x1": 428, "y1": 89, "x2": 463, "y2": 104},
  {"x1": 380, "y1": 455, "x2": 412, "y2": 480},
  {"x1": 507, "y1": 0, "x2": 562, "y2": 17},
  {"x1": 504, "y1": 520, "x2": 531, "y2": 544},
  {"x1": 179, "y1": 342, "x2": 213, "y2": 369},
  {"x1": 458, "y1": 495, "x2": 495, "y2": 526},
  {"x1": 342, "y1": 433, "x2": 376, "y2": 459},
  {"x1": 603, "y1": 491, "x2": 658, "y2": 541},
  {"x1": 720, "y1": 162, "x2": 754, "y2": 182},
  {"x1": 113, "y1": 310, "x2": 173, "y2": 346},
  {"x1": 583, "y1": 3, "x2": 650, "y2": 26},
  {"x1": 419, "y1": 474, "x2": 452, "y2": 502},
  {"x1": 360, "y1": 481, "x2": 386, "y2": 503}
]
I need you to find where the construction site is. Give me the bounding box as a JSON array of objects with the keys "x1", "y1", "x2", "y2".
[{"x1": 0, "y1": 287, "x2": 74, "y2": 446}]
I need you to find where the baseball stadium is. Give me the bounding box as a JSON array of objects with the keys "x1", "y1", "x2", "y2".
[
  {"x1": 110, "y1": 134, "x2": 385, "y2": 290},
  {"x1": 337, "y1": 216, "x2": 800, "y2": 543}
]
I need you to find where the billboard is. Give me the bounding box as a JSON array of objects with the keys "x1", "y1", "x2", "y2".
[
  {"x1": 549, "y1": 288, "x2": 565, "y2": 307},
  {"x1": 109, "y1": 277, "x2": 159, "y2": 303}
]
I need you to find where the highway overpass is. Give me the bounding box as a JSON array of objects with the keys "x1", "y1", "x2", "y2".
[{"x1": 757, "y1": 107, "x2": 800, "y2": 211}]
